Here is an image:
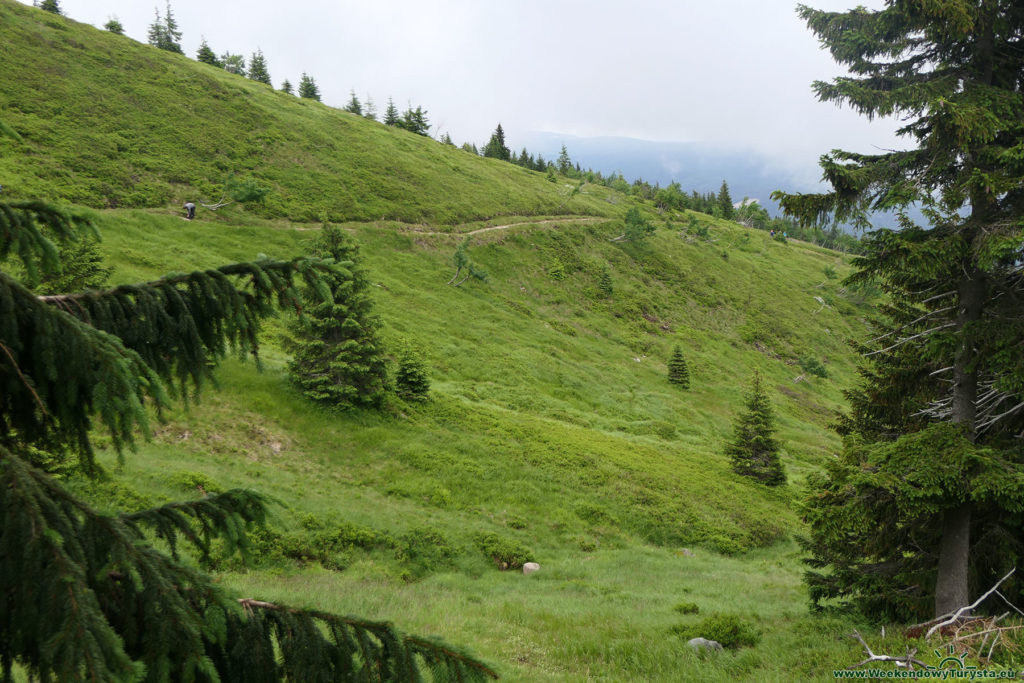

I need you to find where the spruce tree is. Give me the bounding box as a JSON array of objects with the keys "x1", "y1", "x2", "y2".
[
  {"x1": 147, "y1": 2, "x2": 183, "y2": 54},
  {"x1": 395, "y1": 345, "x2": 430, "y2": 401},
  {"x1": 0, "y1": 122, "x2": 496, "y2": 681},
  {"x1": 38, "y1": 0, "x2": 61, "y2": 14},
  {"x1": 298, "y1": 72, "x2": 320, "y2": 101},
  {"x1": 247, "y1": 49, "x2": 271, "y2": 85},
  {"x1": 195, "y1": 38, "x2": 220, "y2": 67},
  {"x1": 667, "y1": 345, "x2": 689, "y2": 389},
  {"x1": 280, "y1": 79, "x2": 293, "y2": 95},
  {"x1": 104, "y1": 17, "x2": 124, "y2": 34},
  {"x1": 557, "y1": 144, "x2": 573, "y2": 175},
  {"x1": 287, "y1": 226, "x2": 389, "y2": 409},
  {"x1": 363, "y1": 94, "x2": 377, "y2": 121},
  {"x1": 725, "y1": 373, "x2": 785, "y2": 486},
  {"x1": 344, "y1": 89, "x2": 362, "y2": 115},
  {"x1": 717, "y1": 180, "x2": 735, "y2": 220},
  {"x1": 384, "y1": 97, "x2": 400, "y2": 126},
  {"x1": 775, "y1": 0, "x2": 1024, "y2": 618},
  {"x1": 598, "y1": 267, "x2": 613, "y2": 297},
  {"x1": 482, "y1": 123, "x2": 510, "y2": 161}
]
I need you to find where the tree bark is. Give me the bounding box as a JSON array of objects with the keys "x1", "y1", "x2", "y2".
[
  {"x1": 932, "y1": 258, "x2": 987, "y2": 616},
  {"x1": 934, "y1": 502, "x2": 972, "y2": 616}
]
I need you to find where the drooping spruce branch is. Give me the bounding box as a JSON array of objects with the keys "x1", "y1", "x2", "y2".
[
  {"x1": 0, "y1": 449, "x2": 500, "y2": 682},
  {"x1": 39, "y1": 257, "x2": 336, "y2": 399},
  {"x1": 0, "y1": 270, "x2": 165, "y2": 467},
  {"x1": 0, "y1": 200, "x2": 96, "y2": 284}
]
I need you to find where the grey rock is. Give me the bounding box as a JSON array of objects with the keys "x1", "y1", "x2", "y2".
[
  {"x1": 688, "y1": 637, "x2": 723, "y2": 652},
  {"x1": 522, "y1": 562, "x2": 540, "y2": 575}
]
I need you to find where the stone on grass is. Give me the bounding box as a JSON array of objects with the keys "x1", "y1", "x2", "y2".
[
  {"x1": 522, "y1": 562, "x2": 540, "y2": 575},
  {"x1": 688, "y1": 637, "x2": 723, "y2": 652}
]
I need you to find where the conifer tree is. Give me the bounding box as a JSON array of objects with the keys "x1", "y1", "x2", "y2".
[
  {"x1": 399, "y1": 105, "x2": 430, "y2": 136},
  {"x1": 344, "y1": 89, "x2": 362, "y2": 115},
  {"x1": 598, "y1": 267, "x2": 613, "y2": 297},
  {"x1": 363, "y1": 94, "x2": 377, "y2": 120},
  {"x1": 298, "y1": 72, "x2": 320, "y2": 101},
  {"x1": 280, "y1": 78, "x2": 293, "y2": 95},
  {"x1": 247, "y1": 49, "x2": 271, "y2": 85},
  {"x1": 775, "y1": 0, "x2": 1024, "y2": 618},
  {"x1": 395, "y1": 344, "x2": 430, "y2": 401},
  {"x1": 725, "y1": 372, "x2": 785, "y2": 486},
  {"x1": 38, "y1": 0, "x2": 61, "y2": 14},
  {"x1": 104, "y1": 17, "x2": 124, "y2": 34},
  {"x1": 0, "y1": 122, "x2": 496, "y2": 681},
  {"x1": 667, "y1": 345, "x2": 690, "y2": 389},
  {"x1": 384, "y1": 97, "x2": 400, "y2": 126},
  {"x1": 717, "y1": 180, "x2": 735, "y2": 220},
  {"x1": 440, "y1": 132, "x2": 455, "y2": 146},
  {"x1": 557, "y1": 144, "x2": 573, "y2": 175},
  {"x1": 147, "y1": 2, "x2": 183, "y2": 54},
  {"x1": 287, "y1": 226, "x2": 389, "y2": 409},
  {"x1": 482, "y1": 123, "x2": 510, "y2": 161},
  {"x1": 195, "y1": 38, "x2": 220, "y2": 66}
]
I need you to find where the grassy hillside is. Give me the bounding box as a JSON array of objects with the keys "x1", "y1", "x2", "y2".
[
  {"x1": 72, "y1": 207, "x2": 876, "y2": 680},
  {"x1": 0, "y1": 0, "x2": 616, "y2": 224},
  {"x1": 0, "y1": 3, "x2": 899, "y2": 679}
]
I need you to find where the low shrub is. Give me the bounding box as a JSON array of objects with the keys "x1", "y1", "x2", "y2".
[
  {"x1": 671, "y1": 613, "x2": 760, "y2": 649},
  {"x1": 474, "y1": 532, "x2": 534, "y2": 569}
]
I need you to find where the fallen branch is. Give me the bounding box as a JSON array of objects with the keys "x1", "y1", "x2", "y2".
[
  {"x1": 849, "y1": 630, "x2": 927, "y2": 670},
  {"x1": 923, "y1": 568, "x2": 1016, "y2": 639}
]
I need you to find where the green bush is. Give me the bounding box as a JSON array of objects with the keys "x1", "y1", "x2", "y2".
[
  {"x1": 798, "y1": 355, "x2": 829, "y2": 378},
  {"x1": 671, "y1": 613, "x2": 759, "y2": 649},
  {"x1": 168, "y1": 471, "x2": 224, "y2": 495},
  {"x1": 474, "y1": 532, "x2": 534, "y2": 569},
  {"x1": 396, "y1": 526, "x2": 455, "y2": 578},
  {"x1": 673, "y1": 602, "x2": 700, "y2": 615}
]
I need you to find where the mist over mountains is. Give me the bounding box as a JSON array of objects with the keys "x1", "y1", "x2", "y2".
[{"x1": 520, "y1": 132, "x2": 908, "y2": 229}]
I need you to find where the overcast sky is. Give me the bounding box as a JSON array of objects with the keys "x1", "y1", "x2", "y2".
[{"x1": 27, "y1": 0, "x2": 903, "y2": 186}]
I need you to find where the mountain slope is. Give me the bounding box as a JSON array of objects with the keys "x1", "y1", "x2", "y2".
[{"x1": 0, "y1": 0, "x2": 615, "y2": 224}]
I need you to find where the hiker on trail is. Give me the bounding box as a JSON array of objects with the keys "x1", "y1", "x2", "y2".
[
  {"x1": 770, "y1": 229, "x2": 775, "y2": 238},
  {"x1": 183, "y1": 201, "x2": 196, "y2": 220}
]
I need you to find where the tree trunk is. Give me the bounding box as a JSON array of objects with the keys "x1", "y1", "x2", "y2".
[
  {"x1": 932, "y1": 264, "x2": 987, "y2": 617},
  {"x1": 934, "y1": 502, "x2": 972, "y2": 616}
]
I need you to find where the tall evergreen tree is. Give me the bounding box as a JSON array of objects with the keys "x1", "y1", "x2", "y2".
[
  {"x1": 195, "y1": 38, "x2": 220, "y2": 67},
  {"x1": 667, "y1": 345, "x2": 690, "y2": 389},
  {"x1": 395, "y1": 344, "x2": 430, "y2": 401},
  {"x1": 725, "y1": 373, "x2": 785, "y2": 486},
  {"x1": 0, "y1": 121, "x2": 496, "y2": 681},
  {"x1": 557, "y1": 144, "x2": 573, "y2": 175},
  {"x1": 363, "y1": 94, "x2": 377, "y2": 121},
  {"x1": 717, "y1": 180, "x2": 735, "y2": 220},
  {"x1": 383, "y1": 97, "x2": 400, "y2": 126},
  {"x1": 247, "y1": 49, "x2": 271, "y2": 85},
  {"x1": 287, "y1": 226, "x2": 389, "y2": 409},
  {"x1": 399, "y1": 104, "x2": 430, "y2": 136},
  {"x1": 298, "y1": 72, "x2": 320, "y2": 101},
  {"x1": 482, "y1": 123, "x2": 511, "y2": 161},
  {"x1": 775, "y1": 0, "x2": 1024, "y2": 618},
  {"x1": 280, "y1": 78, "x2": 293, "y2": 95},
  {"x1": 39, "y1": 0, "x2": 61, "y2": 15},
  {"x1": 147, "y1": 2, "x2": 183, "y2": 54},
  {"x1": 344, "y1": 90, "x2": 362, "y2": 115}
]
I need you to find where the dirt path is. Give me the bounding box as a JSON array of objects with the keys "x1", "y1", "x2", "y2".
[
  {"x1": 285, "y1": 215, "x2": 604, "y2": 234},
  {"x1": 410, "y1": 216, "x2": 604, "y2": 236}
]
